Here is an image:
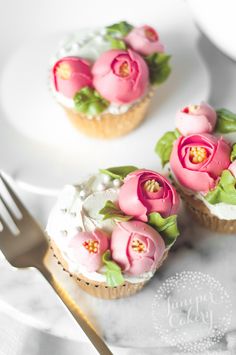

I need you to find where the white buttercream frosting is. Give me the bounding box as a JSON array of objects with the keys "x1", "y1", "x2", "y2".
[
  {"x1": 51, "y1": 88, "x2": 135, "y2": 116},
  {"x1": 46, "y1": 173, "x2": 154, "y2": 284},
  {"x1": 50, "y1": 28, "x2": 140, "y2": 116},
  {"x1": 179, "y1": 183, "x2": 236, "y2": 221},
  {"x1": 53, "y1": 29, "x2": 111, "y2": 63}
]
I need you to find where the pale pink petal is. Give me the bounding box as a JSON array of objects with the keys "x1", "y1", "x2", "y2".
[
  {"x1": 128, "y1": 257, "x2": 154, "y2": 275},
  {"x1": 119, "y1": 169, "x2": 179, "y2": 220},
  {"x1": 118, "y1": 174, "x2": 148, "y2": 222},
  {"x1": 120, "y1": 221, "x2": 165, "y2": 263},
  {"x1": 110, "y1": 224, "x2": 131, "y2": 272},
  {"x1": 228, "y1": 160, "x2": 236, "y2": 177},
  {"x1": 125, "y1": 26, "x2": 164, "y2": 56},
  {"x1": 92, "y1": 49, "x2": 149, "y2": 104},
  {"x1": 204, "y1": 137, "x2": 231, "y2": 178},
  {"x1": 111, "y1": 221, "x2": 165, "y2": 276},
  {"x1": 92, "y1": 50, "x2": 123, "y2": 76},
  {"x1": 69, "y1": 229, "x2": 109, "y2": 272},
  {"x1": 170, "y1": 134, "x2": 231, "y2": 193},
  {"x1": 176, "y1": 103, "x2": 217, "y2": 136},
  {"x1": 52, "y1": 56, "x2": 93, "y2": 98}
]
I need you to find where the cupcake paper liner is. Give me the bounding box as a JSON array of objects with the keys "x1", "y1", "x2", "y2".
[
  {"x1": 63, "y1": 90, "x2": 154, "y2": 139},
  {"x1": 180, "y1": 189, "x2": 236, "y2": 234},
  {"x1": 50, "y1": 240, "x2": 168, "y2": 300}
]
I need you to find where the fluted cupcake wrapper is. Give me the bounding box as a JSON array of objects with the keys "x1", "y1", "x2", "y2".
[
  {"x1": 180, "y1": 189, "x2": 236, "y2": 234},
  {"x1": 50, "y1": 240, "x2": 168, "y2": 300},
  {"x1": 63, "y1": 89, "x2": 154, "y2": 139}
]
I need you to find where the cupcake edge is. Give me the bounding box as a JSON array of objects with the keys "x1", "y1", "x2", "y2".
[
  {"x1": 178, "y1": 187, "x2": 236, "y2": 234},
  {"x1": 63, "y1": 88, "x2": 154, "y2": 139},
  {"x1": 50, "y1": 238, "x2": 169, "y2": 299}
]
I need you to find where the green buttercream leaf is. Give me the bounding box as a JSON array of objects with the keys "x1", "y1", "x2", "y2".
[
  {"x1": 73, "y1": 87, "x2": 109, "y2": 115},
  {"x1": 99, "y1": 200, "x2": 133, "y2": 222},
  {"x1": 155, "y1": 130, "x2": 181, "y2": 167},
  {"x1": 145, "y1": 53, "x2": 171, "y2": 85},
  {"x1": 148, "y1": 212, "x2": 179, "y2": 247},
  {"x1": 216, "y1": 108, "x2": 236, "y2": 133},
  {"x1": 102, "y1": 250, "x2": 124, "y2": 287},
  {"x1": 106, "y1": 21, "x2": 133, "y2": 37},
  {"x1": 205, "y1": 170, "x2": 236, "y2": 205},
  {"x1": 100, "y1": 166, "x2": 138, "y2": 180},
  {"x1": 105, "y1": 35, "x2": 127, "y2": 49},
  {"x1": 230, "y1": 143, "x2": 236, "y2": 162}
]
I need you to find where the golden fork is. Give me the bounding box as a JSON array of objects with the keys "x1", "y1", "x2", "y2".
[{"x1": 0, "y1": 173, "x2": 112, "y2": 355}]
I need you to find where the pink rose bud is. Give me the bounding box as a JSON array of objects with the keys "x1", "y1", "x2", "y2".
[
  {"x1": 118, "y1": 169, "x2": 179, "y2": 222},
  {"x1": 69, "y1": 229, "x2": 109, "y2": 272},
  {"x1": 125, "y1": 25, "x2": 164, "y2": 56},
  {"x1": 170, "y1": 133, "x2": 231, "y2": 193},
  {"x1": 176, "y1": 102, "x2": 217, "y2": 136},
  {"x1": 52, "y1": 56, "x2": 93, "y2": 98},
  {"x1": 228, "y1": 160, "x2": 236, "y2": 177},
  {"x1": 111, "y1": 221, "x2": 165, "y2": 276},
  {"x1": 92, "y1": 49, "x2": 149, "y2": 104}
]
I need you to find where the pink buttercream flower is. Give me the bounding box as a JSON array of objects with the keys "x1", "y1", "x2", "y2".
[
  {"x1": 52, "y1": 56, "x2": 93, "y2": 98},
  {"x1": 125, "y1": 25, "x2": 164, "y2": 56},
  {"x1": 69, "y1": 229, "x2": 109, "y2": 272},
  {"x1": 228, "y1": 160, "x2": 236, "y2": 177},
  {"x1": 176, "y1": 102, "x2": 217, "y2": 136},
  {"x1": 118, "y1": 169, "x2": 179, "y2": 222},
  {"x1": 170, "y1": 133, "x2": 231, "y2": 193},
  {"x1": 111, "y1": 221, "x2": 165, "y2": 276},
  {"x1": 92, "y1": 49, "x2": 149, "y2": 104}
]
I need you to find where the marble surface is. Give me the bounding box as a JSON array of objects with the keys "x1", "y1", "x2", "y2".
[
  {"x1": 1, "y1": 28, "x2": 236, "y2": 355},
  {"x1": 2, "y1": 178, "x2": 236, "y2": 354}
]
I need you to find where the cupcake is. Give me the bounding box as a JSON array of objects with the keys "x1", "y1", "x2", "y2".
[
  {"x1": 50, "y1": 21, "x2": 171, "y2": 139},
  {"x1": 155, "y1": 102, "x2": 236, "y2": 233},
  {"x1": 46, "y1": 166, "x2": 180, "y2": 299}
]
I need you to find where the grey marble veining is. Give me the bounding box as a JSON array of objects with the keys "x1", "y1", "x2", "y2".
[{"x1": 1, "y1": 184, "x2": 236, "y2": 354}]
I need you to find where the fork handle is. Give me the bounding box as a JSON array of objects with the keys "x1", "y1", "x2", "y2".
[{"x1": 37, "y1": 263, "x2": 113, "y2": 355}]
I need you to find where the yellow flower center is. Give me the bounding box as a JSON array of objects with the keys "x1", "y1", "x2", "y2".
[
  {"x1": 144, "y1": 179, "x2": 160, "y2": 192},
  {"x1": 131, "y1": 239, "x2": 146, "y2": 253},
  {"x1": 83, "y1": 240, "x2": 99, "y2": 254},
  {"x1": 189, "y1": 104, "x2": 199, "y2": 113},
  {"x1": 145, "y1": 28, "x2": 157, "y2": 42},
  {"x1": 56, "y1": 63, "x2": 71, "y2": 80},
  {"x1": 119, "y1": 62, "x2": 130, "y2": 77},
  {"x1": 189, "y1": 146, "x2": 208, "y2": 164}
]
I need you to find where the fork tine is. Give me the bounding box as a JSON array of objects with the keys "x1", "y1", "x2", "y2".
[
  {"x1": 0, "y1": 217, "x2": 12, "y2": 240},
  {"x1": 0, "y1": 218, "x2": 6, "y2": 232},
  {"x1": 0, "y1": 217, "x2": 18, "y2": 258},
  {"x1": 0, "y1": 173, "x2": 28, "y2": 217},
  {"x1": 0, "y1": 192, "x2": 22, "y2": 228}
]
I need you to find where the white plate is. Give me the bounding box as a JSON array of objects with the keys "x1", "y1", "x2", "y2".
[
  {"x1": 187, "y1": 0, "x2": 236, "y2": 61},
  {"x1": 0, "y1": 0, "x2": 209, "y2": 195}
]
